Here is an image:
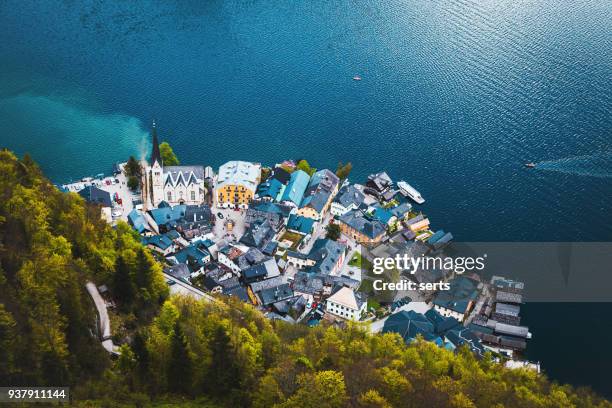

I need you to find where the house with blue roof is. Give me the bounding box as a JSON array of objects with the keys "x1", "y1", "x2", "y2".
[
  {"x1": 338, "y1": 209, "x2": 386, "y2": 245},
  {"x1": 286, "y1": 238, "x2": 346, "y2": 276},
  {"x1": 167, "y1": 243, "x2": 211, "y2": 277},
  {"x1": 78, "y1": 185, "x2": 112, "y2": 208},
  {"x1": 143, "y1": 234, "x2": 174, "y2": 256},
  {"x1": 369, "y1": 205, "x2": 396, "y2": 226},
  {"x1": 297, "y1": 169, "x2": 340, "y2": 220},
  {"x1": 280, "y1": 170, "x2": 310, "y2": 207},
  {"x1": 149, "y1": 204, "x2": 187, "y2": 232},
  {"x1": 331, "y1": 184, "x2": 365, "y2": 217},
  {"x1": 286, "y1": 214, "x2": 316, "y2": 235},
  {"x1": 256, "y1": 178, "x2": 285, "y2": 201},
  {"x1": 128, "y1": 209, "x2": 153, "y2": 235},
  {"x1": 382, "y1": 310, "x2": 442, "y2": 343},
  {"x1": 432, "y1": 276, "x2": 480, "y2": 322}
]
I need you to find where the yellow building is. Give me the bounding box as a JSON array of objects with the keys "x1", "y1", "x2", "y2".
[{"x1": 216, "y1": 161, "x2": 261, "y2": 209}]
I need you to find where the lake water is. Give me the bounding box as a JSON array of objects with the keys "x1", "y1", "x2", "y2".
[{"x1": 1, "y1": 0, "x2": 610, "y2": 396}]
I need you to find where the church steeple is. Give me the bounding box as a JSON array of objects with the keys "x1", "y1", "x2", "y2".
[{"x1": 150, "y1": 120, "x2": 162, "y2": 166}]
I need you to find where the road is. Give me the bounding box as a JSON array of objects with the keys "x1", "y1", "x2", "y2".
[
  {"x1": 85, "y1": 282, "x2": 120, "y2": 355},
  {"x1": 163, "y1": 272, "x2": 215, "y2": 302}
]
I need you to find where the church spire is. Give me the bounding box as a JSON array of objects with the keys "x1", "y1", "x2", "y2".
[{"x1": 150, "y1": 120, "x2": 162, "y2": 166}]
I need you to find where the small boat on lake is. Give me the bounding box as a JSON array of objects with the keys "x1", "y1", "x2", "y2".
[
  {"x1": 525, "y1": 162, "x2": 536, "y2": 168},
  {"x1": 353, "y1": 75, "x2": 362, "y2": 81}
]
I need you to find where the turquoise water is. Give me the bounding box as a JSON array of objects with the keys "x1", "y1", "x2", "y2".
[{"x1": 1, "y1": 0, "x2": 611, "y2": 396}]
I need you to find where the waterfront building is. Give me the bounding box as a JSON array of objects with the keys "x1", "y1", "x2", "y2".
[
  {"x1": 279, "y1": 170, "x2": 310, "y2": 207},
  {"x1": 216, "y1": 160, "x2": 261, "y2": 209},
  {"x1": 297, "y1": 169, "x2": 340, "y2": 220},
  {"x1": 331, "y1": 184, "x2": 365, "y2": 217}
]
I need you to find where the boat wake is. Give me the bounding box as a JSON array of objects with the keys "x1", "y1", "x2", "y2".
[{"x1": 535, "y1": 152, "x2": 612, "y2": 178}]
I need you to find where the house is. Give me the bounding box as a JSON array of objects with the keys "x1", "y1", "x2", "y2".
[
  {"x1": 369, "y1": 205, "x2": 397, "y2": 226},
  {"x1": 286, "y1": 239, "x2": 346, "y2": 276},
  {"x1": 256, "y1": 178, "x2": 285, "y2": 201},
  {"x1": 331, "y1": 185, "x2": 365, "y2": 217},
  {"x1": 128, "y1": 209, "x2": 153, "y2": 235},
  {"x1": 176, "y1": 204, "x2": 213, "y2": 238},
  {"x1": 364, "y1": 171, "x2": 392, "y2": 198},
  {"x1": 427, "y1": 230, "x2": 453, "y2": 250},
  {"x1": 217, "y1": 244, "x2": 247, "y2": 274},
  {"x1": 305, "y1": 239, "x2": 346, "y2": 276},
  {"x1": 269, "y1": 166, "x2": 292, "y2": 184},
  {"x1": 259, "y1": 283, "x2": 294, "y2": 306},
  {"x1": 338, "y1": 210, "x2": 386, "y2": 245},
  {"x1": 78, "y1": 185, "x2": 112, "y2": 207},
  {"x1": 239, "y1": 218, "x2": 275, "y2": 249},
  {"x1": 382, "y1": 310, "x2": 441, "y2": 343},
  {"x1": 279, "y1": 170, "x2": 310, "y2": 207},
  {"x1": 286, "y1": 214, "x2": 316, "y2": 235},
  {"x1": 245, "y1": 201, "x2": 291, "y2": 231},
  {"x1": 164, "y1": 263, "x2": 191, "y2": 283},
  {"x1": 325, "y1": 286, "x2": 367, "y2": 321},
  {"x1": 144, "y1": 234, "x2": 174, "y2": 256},
  {"x1": 141, "y1": 128, "x2": 206, "y2": 207},
  {"x1": 167, "y1": 243, "x2": 211, "y2": 277},
  {"x1": 389, "y1": 202, "x2": 412, "y2": 221},
  {"x1": 405, "y1": 214, "x2": 430, "y2": 232},
  {"x1": 432, "y1": 276, "x2": 480, "y2": 322},
  {"x1": 297, "y1": 169, "x2": 340, "y2": 220},
  {"x1": 235, "y1": 247, "x2": 269, "y2": 270},
  {"x1": 216, "y1": 161, "x2": 261, "y2": 209},
  {"x1": 242, "y1": 258, "x2": 281, "y2": 284},
  {"x1": 149, "y1": 204, "x2": 187, "y2": 232}
]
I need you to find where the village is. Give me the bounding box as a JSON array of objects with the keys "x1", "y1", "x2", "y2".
[{"x1": 60, "y1": 128, "x2": 538, "y2": 371}]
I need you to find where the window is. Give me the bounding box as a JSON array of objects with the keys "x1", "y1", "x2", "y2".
[
  {"x1": 167, "y1": 191, "x2": 172, "y2": 201},
  {"x1": 191, "y1": 191, "x2": 196, "y2": 201}
]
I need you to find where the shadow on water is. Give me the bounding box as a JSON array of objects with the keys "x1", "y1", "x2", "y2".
[{"x1": 535, "y1": 153, "x2": 612, "y2": 178}]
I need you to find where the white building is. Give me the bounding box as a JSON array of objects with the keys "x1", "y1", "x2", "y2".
[
  {"x1": 142, "y1": 125, "x2": 206, "y2": 208},
  {"x1": 325, "y1": 286, "x2": 367, "y2": 321}
]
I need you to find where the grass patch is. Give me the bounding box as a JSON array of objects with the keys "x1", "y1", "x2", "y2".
[{"x1": 280, "y1": 231, "x2": 304, "y2": 250}]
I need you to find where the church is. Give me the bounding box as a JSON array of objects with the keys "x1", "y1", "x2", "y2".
[{"x1": 141, "y1": 125, "x2": 206, "y2": 209}]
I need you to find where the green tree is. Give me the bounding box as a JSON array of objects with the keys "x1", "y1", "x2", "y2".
[
  {"x1": 325, "y1": 223, "x2": 341, "y2": 241},
  {"x1": 207, "y1": 324, "x2": 239, "y2": 397},
  {"x1": 127, "y1": 175, "x2": 140, "y2": 191},
  {"x1": 113, "y1": 255, "x2": 135, "y2": 309},
  {"x1": 168, "y1": 322, "x2": 193, "y2": 395},
  {"x1": 281, "y1": 370, "x2": 348, "y2": 408},
  {"x1": 335, "y1": 161, "x2": 353, "y2": 180},
  {"x1": 296, "y1": 159, "x2": 316, "y2": 176},
  {"x1": 159, "y1": 142, "x2": 180, "y2": 166},
  {"x1": 125, "y1": 156, "x2": 141, "y2": 178}
]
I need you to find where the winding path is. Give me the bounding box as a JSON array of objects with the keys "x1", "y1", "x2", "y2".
[{"x1": 85, "y1": 282, "x2": 120, "y2": 356}]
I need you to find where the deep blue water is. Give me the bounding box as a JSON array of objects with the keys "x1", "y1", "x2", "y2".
[{"x1": 1, "y1": 0, "x2": 611, "y2": 397}]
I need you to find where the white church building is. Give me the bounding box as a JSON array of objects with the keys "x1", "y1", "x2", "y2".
[{"x1": 141, "y1": 125, "x2": 206, "y2": 208}]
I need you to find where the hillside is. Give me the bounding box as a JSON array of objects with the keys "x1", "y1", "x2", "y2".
[{"x1": 0, "y1": 150, "x2": 609, "y2": 408}]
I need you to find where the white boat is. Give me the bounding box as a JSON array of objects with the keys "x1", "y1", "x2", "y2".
[{"x1": 397, "y1": 181, "x2": 425, "y2": 204}]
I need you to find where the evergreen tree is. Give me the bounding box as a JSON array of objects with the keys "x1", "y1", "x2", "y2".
[
  {"x1": 207, "y1": 324, "x2": 239, "y2": 397},
  {"x1": 113, "y1": 255, "x2": 135, "y2": 309},
  {"x1": 132, "y1": 330, "x2": 150, "y2": 382},
  {"x1": 168, "y1": 322, "x2": 193, "y2": 395}
]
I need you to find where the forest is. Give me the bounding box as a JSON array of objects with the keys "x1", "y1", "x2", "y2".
[{"x1": 0, "y1": 150, "x2": 609, "y2": 408}]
